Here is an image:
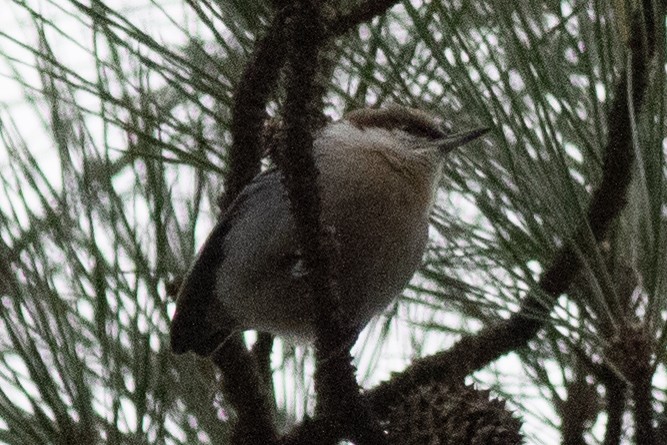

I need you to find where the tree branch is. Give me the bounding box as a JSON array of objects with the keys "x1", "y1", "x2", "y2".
[
  {"x1": 206, "y1": 0, "x2": 409, "y2": 442},
  {"x1": 602, "y1": 375, "x2": 626, "y2": 445},
  {"x1": 274, "y1": 1, "x2": 386, "y2": 443},
  {"x1": 208, "y1": 7, "x2": 293, "y2": 445},
  {"x1": 252, "y1": 332, "x2": 276, "y2": 401},
  {"x1": 619, "y1": 323, "x2": 657, "y2": 445},
  {"x1": 219, "y1": 6, "x2": 291, "y2": 210},
  {"x1": 571, "y1": 346, "x2": 627, "y2": 445},
  {"x1": 211, "y1": 339, "x2": 278, "y2": 445},
  {"x1": 632, "y1": 357, "x2": 655, "y2": 445}
]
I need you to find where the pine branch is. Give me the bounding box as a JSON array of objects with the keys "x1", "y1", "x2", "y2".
[
  {"x1": 273, "y1": 1, "x2": 386, "y2": 443},
  {"x1": 220, "y1": 6, "x2": 291, "y2": 210},
  {"x1": 366, "y1": 0, "x2": 660, "y2": 417}
]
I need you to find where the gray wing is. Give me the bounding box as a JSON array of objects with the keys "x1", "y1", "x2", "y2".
[{"x1": 170, "y1": 169, "x2": 294, "y2": 355}]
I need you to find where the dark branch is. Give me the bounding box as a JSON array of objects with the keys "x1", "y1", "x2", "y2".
[
  {"x1": 211, "y1": 338, "x2": 278, "y2": 445},
  {"x1": 571, "y1": 344, "x2": 627, "y2": 445},
  {"x1": 279, "y1": 417, "x2": 339, "y2": 445},
  {"x1": 252, "y1": 332, "x2": 276, "y2": 400},
  {"x1": 208, "y1": 0, "x2": 401, "y2": 441},
  {"x1": 615, "y1": 3, "x2": 660, "y2": 444},
  {"x1": 632, "y1": 356, "x2": 655, "y2": 445},
  {"x1": 208, "y1": 7, "x2": 293, "y2": 445},
  {"x1": 274, "y1": 1, "x2": 386, "y2": 443},
  {"x1": 619, "y1": 323, "x2": 657, "y2": 445},
  {"x1": 220, "y1": 7, "x2": 291, "y2": 210},
  {"x1": 561, "y1": 375, "x2": 596, "y2": 445},
  {"x1": 276, "y1": 0, "x2": 341, "y2": 357},
  {"x1": 602, "y1": 376, "x2": 626, "y2": 445}
]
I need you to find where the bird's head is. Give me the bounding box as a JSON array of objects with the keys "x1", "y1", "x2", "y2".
[{"x1": 344, "y1": 104, "x2": 488, "y2": 159}]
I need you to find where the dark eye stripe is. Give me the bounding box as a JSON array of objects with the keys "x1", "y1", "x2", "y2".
[{"x1": 401, "y1": 123, "x2": 446, "y2": 140}]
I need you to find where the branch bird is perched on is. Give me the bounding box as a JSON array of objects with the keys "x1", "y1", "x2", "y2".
[{"x1": 171, "y1": 105, "x2": 488, "y2": 356}]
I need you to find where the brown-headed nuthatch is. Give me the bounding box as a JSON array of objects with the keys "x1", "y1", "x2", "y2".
[{"x1": 170, "y1": 105, "x2": 488, "y2": 356}]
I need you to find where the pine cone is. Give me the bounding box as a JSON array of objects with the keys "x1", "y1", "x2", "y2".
[{"x1": 386, "y1": 382, "x2": 522, "y2": 445}]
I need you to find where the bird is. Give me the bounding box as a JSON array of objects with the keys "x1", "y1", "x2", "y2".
[{"x1": 170, "y1": 105, "x2": 488, "y2": 356}]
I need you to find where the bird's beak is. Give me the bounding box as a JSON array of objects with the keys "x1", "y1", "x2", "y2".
[{"x1": 438, "y1": 127, "x2": 489, "y2": 153}]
